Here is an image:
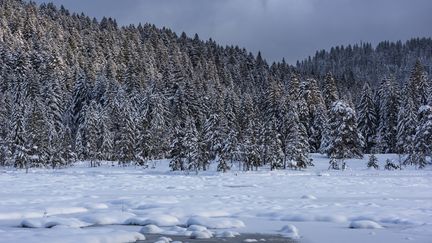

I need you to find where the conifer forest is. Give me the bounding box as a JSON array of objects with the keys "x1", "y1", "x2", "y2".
[
  {"x1": 1, "y1": 1, "x2": 432, "y2": 243},
  {"x1": 0, "y1": 0, "x2": 431, "y2": 172}
]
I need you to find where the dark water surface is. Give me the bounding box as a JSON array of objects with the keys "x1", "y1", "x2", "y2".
[{"x1": 137, "y1": 233, "x2": 298, "y2": 243}]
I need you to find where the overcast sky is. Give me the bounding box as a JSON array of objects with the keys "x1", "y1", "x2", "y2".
[{"x1": 33, "y1": 0, "x2": 432, "y2": 64}]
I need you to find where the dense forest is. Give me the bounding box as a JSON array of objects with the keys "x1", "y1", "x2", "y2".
[{"x1": 0, "y1": 0, "x2": 431, "y2": 171}]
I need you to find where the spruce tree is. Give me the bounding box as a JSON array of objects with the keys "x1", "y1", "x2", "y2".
[
  {"x1": 407, "y1": 105, "x2": 432, "y2": 168},
  {"x1": 376, "y1": 78, "x2": 400, "y2": 153},
  {"x1": 408, "y1": 60, "x2": 429, "y2": 109},
  {"x1": 323, "y1": 72, "x2": 339, "y2": 110},
  {"x1": 367, "y1": 154, "x2": 379, "y2": 169},
  {"x1": 357, "y1": 82, "x2": 378, "y2": 153},
  {"x1": 325, "y1": 101, "x2": 363, "y2": 159},
  {"x1": 396, "y1": 89, "x2": 417, "y2": 156},
  {"x1": 285, "y1": 104, "x2": 311, "y2": 169}
]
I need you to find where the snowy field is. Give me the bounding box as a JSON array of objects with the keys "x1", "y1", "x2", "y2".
[{"x1": 0, "y1": 154, "x2": 431, "y2": 243}]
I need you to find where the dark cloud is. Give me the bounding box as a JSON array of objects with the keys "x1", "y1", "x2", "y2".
[{"x1": 33, "y1": 0, "x2": 432, "y2": 64}]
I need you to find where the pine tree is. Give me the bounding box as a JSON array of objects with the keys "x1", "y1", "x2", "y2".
[
  {"x1": 242, "y1": 120, "x2": 260, "y2": 171},
  {"x1": 303, "y1": 78, "x2": 327, "y2": 152},
  {"x1": 118, "y1": 102, "x2": 139, "y2": 166},
  {"x1": 70, "y1": 69, "x2": 89, "y2": 136},
  {"x1": 408, "y1": 60, "x2": 429, "y2": 109},
  {"x1": 203, "y1": 113, "x2": 223, "y2": 161},
  {"x1": 376, "y1": 78, "x2": 400, "y2": 153},
  {"x1": 357, "y1": 82, "x2": 378, "y2": 153},
  {"x1": 323, "y1": 72, "x2": 339, "y2": 110},
  {"x1": 396, "y1": 89, "x2": 417, "y2": 156},
  {"x1": 367, "y1": 154, "x2": 379, "y2": 169},
  {"x1": 183, "y1": 117, "x2": 200, "y2": 172},
  {"x1": 329, "y1": 156, "x2": 340, "y2": 170},
  {"x1": 384, "y1": 159, "x2": 399, "y2": 170},
  {"x1": 325, "y1": 101, "x2": 363, "y2": 159},
  {"x1": 285, "y1": 104, "x2": 311, "y2": 169},
  {"x1": 407, "y1": 105, "x2": 432, "y2": 168},
  {"x1": 9, "y1": 104, "x2": 30, "y2": 169},
  {"x1": 85, "y1": 100, "x2": 102, "y2": 167},
  {"x1": 169, "y1": 125, "x2": 186, "y2": 171}
]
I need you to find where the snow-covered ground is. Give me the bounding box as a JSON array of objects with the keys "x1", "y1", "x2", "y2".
[{"x1": 0, "y1": 154, "x2": 431, "y2": 243}]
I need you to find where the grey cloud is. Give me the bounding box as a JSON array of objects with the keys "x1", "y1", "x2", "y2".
[{"x1": 33, "y1": 0, "x2": 432, "y2": 64}]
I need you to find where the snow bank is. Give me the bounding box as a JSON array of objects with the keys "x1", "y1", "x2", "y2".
[
  {"x1": 125, "y1": 214, "x2": 179, "y2": 226},
  {"x1": 154, "y1": 236, "x2": 172, "y2": 243},
  {"x1": 139, "y1": 224, "x2": 164, "y2": 234},
  {"x1": 216, "y1": 231, "x2": 240, "y2": 238},
  {"x1": 0, "y1": 207, "x2": 88, "y2": 220},
  {"x1": 79, "y1": 202, "x2": 109, "y2": 210},
  {"x1": 186, "y1": 216, "x2": 245, "y2": 229},
  {"x1": 80, "y1": 212, "x2": 136, "y2": 225},
  {"x1": 349, "y1": 220, "x2": 383, "y2": 229},
  {"x1": 1, "y1": 228, "x2": 145, "y2": 243},
  {"x1": 141, "y1": 214, "x2": 180, "y2": 226},
  {"x1": 190, "y1": 230, "x2": 213, "y2": 239},
  {"x1": 21, "y1": 217, "x2": 91, "y2": 228}
]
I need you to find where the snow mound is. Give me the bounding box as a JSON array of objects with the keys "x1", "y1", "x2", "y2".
[
  {"x1": 21, "y1": 217, "x2": 91, "y2": 228},
  {"x1": 5, "y1": 228, "x2": 145, "y2": 243},
  {"x1": 186, "y1": 216, "x2": 245, "y2": 229},
  {"x1": 158, "y1": 226, "x2": 188, "y2": 236},
  {"x1": 142, "y1": 214, "x2": 180, "y2": 226},
  {"x1": 349, "y1": 220, "x2": 383, "y2": 229},
  {"x1": 190, "y1": 230, "x2": 213, "y2": 239},
  {"x1": 126, "y1": 215, "x2": 179, "y2": 227},
  {"x1": 80, "y1": 202, "x2": 109, "y2": 210},
  {"x1": 45, "y1": 207, "x2": 89, "y2": 216},
  {"x1": 80, "y1": 212, "x2": 136, "y2": 225},
  {"x1": 140, "y1": 224, "x2": 164, "y2": 234},
  {"x1": 217, "y1": 231, "x2": 240, "y2": 238},
  {"x1": 301, "y1": 195, "x2": 317, "y2": 200},
  {"x1": 278, "y1": 224, "x2": 300, "y2": 239},
  {"x1": 188, "y1": 224, "x2": 208, "y2": 231},
  {"x1": 154, "y1": 236, "x2": 172, "y2": 243}
]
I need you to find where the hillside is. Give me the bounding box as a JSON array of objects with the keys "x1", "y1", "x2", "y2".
[{"x1": 0, "y1": 0, "x2": 431, "y2": 171}]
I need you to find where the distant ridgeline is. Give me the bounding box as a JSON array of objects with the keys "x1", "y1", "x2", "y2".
[{"x1": 0, "y1": 0, "x2": 431, "y2": 171}]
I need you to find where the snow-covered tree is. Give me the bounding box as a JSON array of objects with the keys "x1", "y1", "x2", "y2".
[
  {"x1": 376, "y1": 78, "x2": 400, "y2": 153},
  {"x1": 357, "y1": 82, "x2": 378, "y2": 153},
  {"x1": 323, "y1": 72, "x2": 339, "y2": 110},
  {"x1": 285, "y1": 104, "x2": 311, "y2": 169},
  {"x1": 407, "y1": 105, "x2": 432, "y2": 168},
  {"x1": 367, "y1": 154, "x2": 379, "y2": 169},
  {"x1": 325, "y1": 100, "x2": 363, "y2": 159},
  {"x1": 396, "y1": 89, "x2": 417, "y2": 156}
]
